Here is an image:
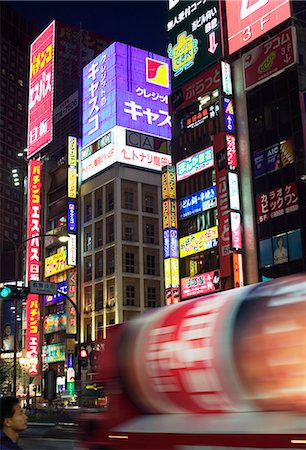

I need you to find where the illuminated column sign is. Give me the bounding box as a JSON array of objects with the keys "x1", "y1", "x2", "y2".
[
  {"x1": 68, "y1": 136, "x2": 77, "y2": 199},
  {"x1": 26, "y1": 160, "x2": 42, "y2": 375},
  {"x1": 162, "y1": 166, "x2": 180, "y2": 305},
  {"x1": 27, "y1": 21, "x2": 55, "y2": 159},
  {"x1": 214, "y1": 62, "x2": 244, "y2": 284}
]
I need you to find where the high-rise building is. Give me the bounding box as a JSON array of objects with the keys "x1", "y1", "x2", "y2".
[
  {"x1": 0, "y1": 3, "x2": 38, "y2": 282},
  {"x1": 167, "y1": 0, "x2": 306, "y2": 297}
]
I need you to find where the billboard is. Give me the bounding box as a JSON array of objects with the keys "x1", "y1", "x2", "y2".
[
  {"x1": 167, "y1": 1, "x2": 222, "y2": 90},
  {"x1": 45, "y1": 247, "x2": 73, "y2": 277},
  {"x1": 170, "y1": 62, "x2": 220, "y2": 112},
  {"x1": 44, "y1": 313, "x2": 67, "y2": 334},
  {"x1": 226, "y1": 0, "x2": 291, "y2": 55},
  {"x1": 28, "y1": 21, "x2": 55, "y2": 158},
  {"x1": 256, "y1": 182, "x2": 299, "y2": 223},
  {"x1": 243, "y1": 27, "x2": 297, "y2": 91},
  {"x1": 253, "y1": 138, "x2": 295, "y2": 178},
  {"x1": 82, "y1": 42, "x2": 171, "y2": 148},
  {"x1": 179, "y1": 226, "x2": 218, "y2": 258},
  {"x1": 178, "y1": 186, "x2": 217, "y2": 219},
  {"x1": 181, "y1": 270, "x2": 220, "y2": 299},
  {"x1": 176, "y1": 146, "x2": 214, "y2": 182},
  {"x1": 26, "y1": 160, "x2": 42, "y2": 375},
  {"x1": 259, "y1": 229, "x2": 302, "y2": 268}
]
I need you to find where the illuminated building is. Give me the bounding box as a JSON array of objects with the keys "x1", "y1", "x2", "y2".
[
  {"x1": 167, "y1": 0, "x2": 306, "y2": 294},
  {"x1": 79, "y1": 43, "x2": 172, "y2": 342}
]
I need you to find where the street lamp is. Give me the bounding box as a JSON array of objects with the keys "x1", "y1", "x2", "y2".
[{"x1": 0, "y1": 231, "x2": 70, "y2": 397}]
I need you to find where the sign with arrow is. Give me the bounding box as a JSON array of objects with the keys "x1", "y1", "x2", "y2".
[
  {"x1": 167, "y1": 0, "x2": 222, "y2": 90},
  {"x1": 243, "y1": 27, "x2": 297, "y2": 91}
]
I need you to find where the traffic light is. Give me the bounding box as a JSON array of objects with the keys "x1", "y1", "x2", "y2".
[
  {"x1": 0, "y1": 286, "x2": 12, "y2": 298},
  {"x1": 0, "y1": 285, "x2": 29, "y2": 299},
  {"x1": 78, "y1": 347, "x2": 88, "y2": 368}
]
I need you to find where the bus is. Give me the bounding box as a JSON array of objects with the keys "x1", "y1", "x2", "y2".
[{"x1": 79, "y1": 274, "x2": 306, "y2": 450}]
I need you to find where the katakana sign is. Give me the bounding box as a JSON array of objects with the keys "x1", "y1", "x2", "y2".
[{"x1": 82, "y1": 42, "x2": 171, "y2": 148}]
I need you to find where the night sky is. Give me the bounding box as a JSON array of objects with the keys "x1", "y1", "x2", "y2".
[{"x1": 7, "y1": 1, "x2": 169, "y2": 56}]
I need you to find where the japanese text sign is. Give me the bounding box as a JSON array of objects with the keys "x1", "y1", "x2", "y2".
[
  {"x1": 181, "y1": 270, "x2": 220, "y2": 299},
  {"x1": 176, "y1": 146, "x2": 214, "y2": 182},
  {"x1": 26, "y1": 160, "x2": 42, "y2": 375},
  {"x1": 167, "y1": 0, "x2": 222, "y2": 90},
  {"x1": 28, "y1": 21, "x2": 55, "y2": 158},
  {"x1": 178, "y1": 185, "x2": 217, "y2": 219},
  {"x1": 179, "y1": 226, "x2": 218, "y2": 258},
  {"x1": 243, "y1": 27, "x2": 297, "y2": 90},
  {"x1": 162, "y1": 165, "x2": 176, "y2": 200},
  {"x1": 82, "y1": 42, "x2": 171, "y2": 148},
  {"x1": 67, "y1": 201, "x2": 77, "y2": 233},
  {"x1": 226, "y1": 0, "x2": 291, "y2": 55}
]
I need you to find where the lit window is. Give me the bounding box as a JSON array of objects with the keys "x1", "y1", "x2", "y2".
[{"x1": 18, "y1": 79, "x2": 24, "y2": 87}]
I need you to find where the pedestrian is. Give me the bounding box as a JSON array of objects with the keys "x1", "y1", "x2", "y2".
[{"x1": 0, "y1": 396, "x2": 27, "y2": 450}]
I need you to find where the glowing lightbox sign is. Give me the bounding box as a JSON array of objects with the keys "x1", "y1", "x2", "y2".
[
  {"x1": 228, "y1": 172, "x2": 240, "y2": 211},
  {"x1": 163, "y1": 229, "x2": 179, "y2": 259},
  {"x1": 179, "y1": 226, "x2": 218, "y2": 258},
  {"x1": 27, "y1": 21, "x2": 55, "y2": 159},
  {"x1": 82, "y1": 42, "x2": 171, "y2": 148},
  {"x1": 181, "y1": 270, "x2": 220, "y2": 299},
  {"x1": 67, "y1": 201, "x2": 77, "y2": 233},
  {"x1": 226, "y1": 0, "x2": 291, "y2": 55},
  {"x1": 167, "y1": 0, "x2": 222, "y2": 90},
  {"x1": 178, "y1": 186, "x2": 217, "y2": 219},
  {"x1": 176, "y1": 146, "x2": 214, "y2": 182},
  {"x1": 45, "y1": 247, "x2": 72, "y2": 277},
  {"x1": 230, "y1": 211, "x2": 243, "y2": 250}
]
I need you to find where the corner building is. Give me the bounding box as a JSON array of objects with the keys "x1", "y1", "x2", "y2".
[
  {"x1": 79, "y1": 42, "x2": 172, "y2": 342},
  {"x1": 167, "y1": 0, "x2": 306, "y2": 295}
]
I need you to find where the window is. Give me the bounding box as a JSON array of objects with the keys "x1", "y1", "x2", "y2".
[
  {"x1": 107, "y1": 192, "x2": 114, "y2": 211},
  {"x1": 95, "y1": 285, "x2": 103, "y2": 311},
  {"x1": 145, "y1": 223, "x2": 155, "y2": 244},
  {"x1": 106, "y1": 248, "x2": 115, "y2": 274},
  {"x1": 145, "y1": 193, "x2": 154, "y2": 213},
  {"x1": 96, "y1": 198, "x2": 102, "y2": 217},
  {"x1": 125, "y1": 221, "x2": 134, "y2": 241},
  {"x1": 95, "y1": 222, "x2": 103, "y2": 247},
  {"x1": 109, "y1": 285, "x2": 115, "y2": 301},
  {"x1": 147, "y1": 287, "x2": 156, "y2": 308},
  {"x1": 126, "y1": 285, "x2": 135, "y2": 306},
  {"x1": 95, "y1": 252, "x2": 103, "y2": 278},
  {"x1": 106, "y1": 217, "x2": 114, "y2": 242},
  {"x1": 84, "y1": 256, "x2": 92, "y2": 282},
  {"x1": 147, "y1": 255, "x2": 155, "y2": 275},
  {"x1": 84, "y1": 195, "x2": 92, "y2": 221},
  {"x1": 125, "y1": 252, "x2": 135, "y2": 273},
  {"x1": 124, "y1": 191, "x2": 134, "y2": 209},
  {"x1": 85, "y1": 287, "x2": 92, "y2": 313},
  {"x1": 85, "y1": 228, "x2": 92, "y2": 252}
]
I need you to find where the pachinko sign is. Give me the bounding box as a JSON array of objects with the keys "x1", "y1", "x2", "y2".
[
  {"x1": 27, "y1": 21, "x2": 55, "y2": 158},
  {"x1": 179, "y1": 226, "x2": 218, "y2": 258},
  {"x1": 181, "y1": 270, "x2": 220, "y2": 299},
  {"x1": 82, "y1": 42, "x2": 171, "y2": 148},
  {"x1": 26, "y1": 160, "x2": 42, "y2": 375}
]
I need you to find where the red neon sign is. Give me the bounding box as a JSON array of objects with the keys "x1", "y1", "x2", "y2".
[
  {"x1": 26, "y1": 160, "x2": 42, "y2": 375},
  {"x1": 27, "y1": 21, "x2": 55, "y2": 158},
  {"x1": 226, "y1": 0, "x2": 291, "y2": 55}
]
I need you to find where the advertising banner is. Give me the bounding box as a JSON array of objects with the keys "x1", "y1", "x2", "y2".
[
  {"x1": 162, "y1": 165, "x2": 176, "y2": 200},
  {"x1": 226, "y1": 134, "x2": 237, "y2": 170},
  {"x1": 82, "y1": 42, "x2": 171, "y2": 148},
  {"x1": 230, "y1": 212, "x2": 243, "y2": 250},
  {"x1": 256, "y1": 193, "x2": 269, "y2": 224},
  {"x1": 179, "y1": 226, "x2": 218, "y2": 258},
  {"x1": 167, "y1": 0, "x2": 222, "y2": 90},
  {"x1": 44, "y1": 278, "x2": 68, "y2": 306},
  {"x1": 178, "y1": 186, "x2": 217, "y2": 219},
  {"x1": 67, "y1": 201, "x2": 77, "y2": 233},
  {"x1": 27, "y1": 21, "x2": 55, "y2": 158},
  {"x1": 45, "y1": 247, "x2": 72, "y2": 277},
  {"x1": 66, "y1": 269, "x2": 77, "y2": 334},
  {"x1": 181, "y1": 270, "x2": 220, "y2": 299},
  {"x1": 45, "y1": 343, "x2": 66, "y2": 363},
  {"x1": 253, "y1": 138, "x2": 295, "y2": 178},
  {"x1": 26, "y1": 160, "x2": 42, "y2": 375},
  {"x1": 176, "y1": 146, "x2": 214, "y2": 182},
  {"x1": 226, "y1": 0, "x2": 291, "y2": 55},
  {"x1": 243, "y1": 27, "x2": 297, "y2": 91},
  {"x1": 170, "y1": 62, "x2": 220, "y2": 112},
  {"x1": 44, "y1": 313, "x2": 67, "y2": 334}
]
